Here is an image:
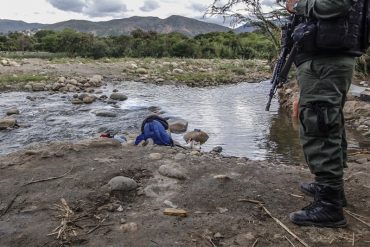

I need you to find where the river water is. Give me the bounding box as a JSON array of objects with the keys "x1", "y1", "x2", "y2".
[{"x1": 0, "y1": 81, "x2": 367, "y2": 165}]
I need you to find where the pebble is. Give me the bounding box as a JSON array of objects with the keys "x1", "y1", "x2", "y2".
[
  {"x1": 6, "y1": 108, "x2": 20, "y2": 116},
  {"x1": 108, "y1": 176, "x2": 137, "y2": 192},
  {"x1": 158, "y1": 164, "x2": 187, "y2": 180},
  {"x1": 212, "y1": 146, "x2": 223, "y2": 153},
  {"x1": 190, "y1": 151, "x2": 200, "y2": 156},
  {"x1": 95, "y1": 110, "x2": 117, "y2": 117},
  {"x1": 174, "y1": 153, "x2": 186, "y2": 160},
  {"x1": 149, "y1": 153, "x2": 163, "y2": 160},
  {"x1": 163, "y1": 200, "x2": 178, "y2": 209},
  {"x1": 120, "y1": 222, "x2": 138, "y2": 233},
  {"x1": 110, "y1": 93, "x2": 128, "y2": 101},
  {"x1": 217, "y1": 207, "x2": 228, "y2": 214},
  {"x1": 356, "y1": 158, "x2": 368, "y2": 164},
  {"x1": 163, "y1": 208, "x2": 188, "y2": 217},
  {"x1": 214, "y1": 232, "x2": 223, "y2": 238}
]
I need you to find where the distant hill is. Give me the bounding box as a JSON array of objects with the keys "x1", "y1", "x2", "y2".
[
  {"x1": 235, "y1": 24, "x2": 256, "y2": 33},
  {"x1": 0, "y1": 16, "x2": 232, "y2": 37},
  {"x1": 0, "y1": 19, "x2": 45, "y2": 33}
]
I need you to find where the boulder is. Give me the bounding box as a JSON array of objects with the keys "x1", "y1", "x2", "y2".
[
  {"x1": 95, "y1": 110, "x2": 117, "y2": 117},
  {"x1": 110, "y1": 93, "x2": 128, "y2": 101},
  {"x1": 108, "y1": 176, "x2": 137, "y2": 192},
  {"x1": 6, "y1": 108, "x2": 20, "y2": 116},
  {"x1": 168, "y1": 118, "x2": 188, "y2": 134},
  {"x1": 8, "y1": 61, "x2": 20, "y2": 67}
]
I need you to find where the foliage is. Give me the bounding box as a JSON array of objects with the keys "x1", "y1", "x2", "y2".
[{"x1": 0, "y1": 29, "x2": 274, "y2": 60}]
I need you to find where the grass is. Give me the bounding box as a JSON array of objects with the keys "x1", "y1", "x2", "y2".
[{"x1": 0, "y1": 74, "x2": 47, "y2": 90}]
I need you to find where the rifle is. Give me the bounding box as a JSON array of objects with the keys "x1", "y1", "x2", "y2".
[{"x1": 265, "y1": 14, "x2": 302, "y2": 111}]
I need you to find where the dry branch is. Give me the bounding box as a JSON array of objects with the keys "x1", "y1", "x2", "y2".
[
  {"x1": 23, "y1": 167, "x2": 73, "y2": 186},
  {"x1": 345, "y1": 210, "x2": 370, "y2": 228}
]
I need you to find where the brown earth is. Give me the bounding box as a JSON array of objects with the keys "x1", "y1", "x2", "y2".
[{"x1": 0, "y1": 138, "x2": 370, "y2": 247}]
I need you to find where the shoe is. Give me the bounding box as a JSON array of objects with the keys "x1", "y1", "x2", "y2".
[
  {"x1": 290, "y1": 184, "x2": 347, "y2": 228},
  {"x1": 300, "y1": 182, "x2": 347, "y2": 207}
]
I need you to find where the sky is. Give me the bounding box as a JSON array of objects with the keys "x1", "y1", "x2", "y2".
[{"x1": 0, "y1": 0, "x2": 278, "y2": 26}]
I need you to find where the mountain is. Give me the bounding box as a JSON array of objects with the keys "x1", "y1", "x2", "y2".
[
  {"x1": 0, "y1": 19, "x2": 45, "y2": 33},
  {"x1": 235, "y1": 24, "x2": 256, "y2": 33},
  {"x1": 0, "y1": 16, "x2": 231, "y2": 36}
]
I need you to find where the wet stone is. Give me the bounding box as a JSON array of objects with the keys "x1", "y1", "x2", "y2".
[
  {"x1": 95, "y1": 110, "x2": 117, "y2": 117},
  {"x1": 6, "y1": 108, "x2": 20, "y2": 116}
]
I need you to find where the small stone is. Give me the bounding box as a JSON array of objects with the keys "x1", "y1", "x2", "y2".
[
  {"x1": 120, "y1": 222, "x2": 138, "y2": 232},
  {"x1": 158, "y1": 164, "x2": 187, "y2": 180},
  {"x1": 163, "y1": 208, "x2": 188, "y2": 217},
  {"x1": 174, "y1": 153, "x2": 186, "y2": 160},
  {"x1": 168, "y1": 118, "x2": 188, "y2": 134},
  {"x1": 212, "y1": 146, "x2": 223, "y2": 153},
  {"x1": 356, "y1": 158, "x2": 368, "y2": 164},
  {"x1": 213, "y1": 175, "x2": 231, "y2": 180},
  {"x1": 6, "y1": 108, "x2": 20, "y2": 116},
  {"x1": 217, "y1": 207, "x2": 228, "y2": 214},
  {"x1": 110, "y1": 93, "x2": 128, "y2": 101},
  {"x1": 95, "y1": 110, "x2": 117, "y2": 117},
  {"x1": 108, "y1": 176, "x2": 137, "y2": 192},
  {"x1": 173, "y1": 68, "x2": 184, "y2": 74},
  {"x1": 32, "y1": 83, "x2": 46, "y2": 91},
  {"x1": 71, "y1": 99, "x2": 84, "y2": 105},
  {"x1": 149, "y1": 153, "x2": 163, "y2": 160},
  {"x1": 0, "y1": 117, "x2": 17, "y2": 130},
  {"x1": 190, "y1": 151, "x2": 200, "y2": 156},
  {"x1": 214, "y1": 232, "x2": 223, "y2": 238},
  {"x1": 136, "y1": 68, "x2": 147, "y2": 74},
  {"x1": 120, "y1": 218, "x2": 126, "y2": 224},
  {"x1": 117, "y1": 205, "x2": 124, "y2": 212},
  {"x1": 113, "y1": 89, "x2": 119, "y2": 92},
  {"x1": 163, "y1": 200, "x2": 178, "y2": 209},
  {"x1": 83, "y1": 96, "x2": 95, "y2": 104}
]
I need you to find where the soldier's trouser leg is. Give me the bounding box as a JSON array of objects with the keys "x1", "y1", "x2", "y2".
[{"x1": 297, "y1": 56, "x2": 355, "y2": 188}]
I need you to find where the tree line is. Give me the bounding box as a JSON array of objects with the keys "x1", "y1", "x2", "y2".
[{"x1": 0, "y1": 28, "x2": 275, "y2": 60}]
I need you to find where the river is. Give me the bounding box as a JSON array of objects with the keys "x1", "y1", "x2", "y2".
[{"x1": 0, "y1": 80, "x2": 367, "y2": 165}]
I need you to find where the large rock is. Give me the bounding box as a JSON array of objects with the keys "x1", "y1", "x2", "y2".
[
  {"x1": 0, "y1": 117, "x2": 17, "y2": 130},
  {"x1": 110, "y1": 93, "x2": 128, "y2": 101},
  {"x1": 108, "y1": 176, "x2": 137, "y2": 192},
  {"x1": 6, "y1": 108, "x2": 20, "y2": 116},
  {"x1": 168, "y1": 118, "x2": 188, "y2": 134},
  {"x1": 32, "y1": 83, "x2": 46, "y2": 91},
  {"x1": 95, "y1": 110, "x2": 117, "y2": 117}
]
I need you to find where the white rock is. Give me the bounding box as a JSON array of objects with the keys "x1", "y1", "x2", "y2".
[
  {"x1": 120, "y1": 222, "x2": 138, "y2": 232},
  {"x1": 174, "y1": 153, "x2": 186, "y2": 160},
  {"x1": 173, "y1": 68, "x2": 184, "y2": 74},
  {"x1": 149, "y1": 153, "x2": 163, "y2": 160}
]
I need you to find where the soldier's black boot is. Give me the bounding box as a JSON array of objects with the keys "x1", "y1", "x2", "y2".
[
  {"x1": 290, "y1": 184, "x2": 347, "y2": 228},
  {"x1": 300, "y1": 182, "x2": 347, "y2": 207}
]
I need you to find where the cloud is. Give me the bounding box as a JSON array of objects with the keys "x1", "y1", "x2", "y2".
[
  {"x1": 188, "y1": 3, "x2": 208, "y2": 13},
  {"x1": 140, "y1": 0, "x2": 160, "y2": 12},
  {"x1": 46, "y1": 0, "x2": 128, "y2": 17}
]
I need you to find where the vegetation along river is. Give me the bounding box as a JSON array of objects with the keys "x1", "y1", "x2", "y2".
[{"x1": 0, "y1": 80, "x2": 367, "y2": 165}]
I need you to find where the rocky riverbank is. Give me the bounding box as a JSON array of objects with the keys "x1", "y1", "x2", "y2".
[
  {"x1": 0, "y1": 138, "x2": 369, "y2": 246},
  {"x1": 0, "y1": 57, "x2": 270, "y2": 91}
]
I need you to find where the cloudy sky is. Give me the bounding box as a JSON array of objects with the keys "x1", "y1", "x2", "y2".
[{"x1": 0, "y1": 0, "x2": 278, "y2": 26}]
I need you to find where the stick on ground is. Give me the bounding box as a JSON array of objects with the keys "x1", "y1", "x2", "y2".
[
  {"x1": 345, "y1": 210, "x2": 370, "y2": 228},
  {"x1": 23, "y1": 167, "x2": 73, "y2": 186}
]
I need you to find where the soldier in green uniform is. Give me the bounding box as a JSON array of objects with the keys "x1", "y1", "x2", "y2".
[{"x1": 285, "y1": 0, "x2": 367, "y2": 227}]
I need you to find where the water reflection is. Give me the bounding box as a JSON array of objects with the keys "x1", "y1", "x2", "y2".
[{"x1": 0, "y1": 81, "x2": 368, "y2": 165}]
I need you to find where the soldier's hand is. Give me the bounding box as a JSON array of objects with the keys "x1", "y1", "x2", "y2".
[{"x1": 286, "y1": 0, "x2": 299, "y2": 13}]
